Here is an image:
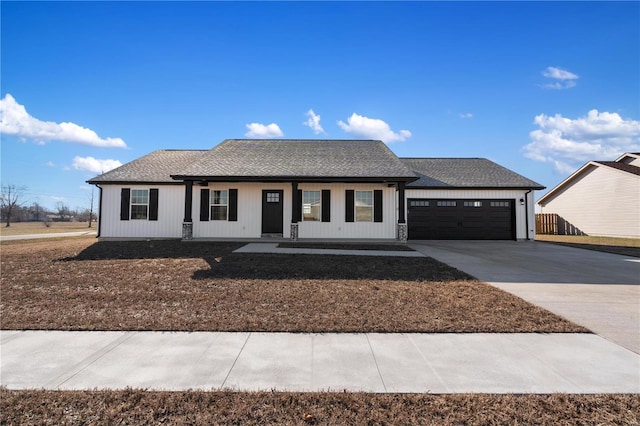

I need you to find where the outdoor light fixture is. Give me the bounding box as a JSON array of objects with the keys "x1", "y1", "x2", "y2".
[{"x1": 520, "y1": 198, "x2": 525, "y2": 205}]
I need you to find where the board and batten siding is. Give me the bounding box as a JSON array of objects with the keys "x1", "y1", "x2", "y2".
[
  {"x1": 99, "y1": 185, "x2": 185, "y2": 239},
  {"x1": 297, "y1": 183, "x2": 396, "y2": 239},
  {"x1": 404, "y1": 189, "x2": 536, "y2": 240},
  {"x1": 193, "y1": 182, "x2": 292, "y2": 239},
  {"x1": 539, "y1": 166, "x2": 640, "y2": 238},
  {"x1": 193, "y1": 182, "x2": 397, "y2": 239}
]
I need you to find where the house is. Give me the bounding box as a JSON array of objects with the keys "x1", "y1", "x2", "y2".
[
  {"x1": 537, "y1": 152, "x2": 640, "y2": 238},
  {"x1": 88, "y1": 139, "x2": 544, "y2": 241}
]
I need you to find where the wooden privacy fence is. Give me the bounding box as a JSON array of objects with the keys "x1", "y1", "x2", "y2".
[{"x1": 535, "y1": 213, "x2": 586, "y2": 236}]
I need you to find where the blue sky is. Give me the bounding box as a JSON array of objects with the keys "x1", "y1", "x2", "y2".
[{"x1": 1, "y1": 1, "x2": 639, "y2": 211}]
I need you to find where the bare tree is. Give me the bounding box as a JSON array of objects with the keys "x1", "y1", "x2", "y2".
[
  {"x1": 55, "y1": 201, "x2": 70, "y2": 222},
  {"x1": 88, "y1": 187, "x2": 95, "y2": 228},
  {"x1": 1, "y1": 184, "x2": 27, "y2": 227}
]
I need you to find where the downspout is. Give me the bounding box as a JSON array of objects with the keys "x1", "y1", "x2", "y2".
[
  {"x1": 524, "y1": 189, "x2": 532, "y2": 241},
  {"x1": 96, "y1": 184, "x2": 103, "y2": 238}
]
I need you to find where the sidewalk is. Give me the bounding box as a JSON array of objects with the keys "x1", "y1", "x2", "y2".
[{"x1": 2, "y1": 330, "x2": 638, "y2": 393}]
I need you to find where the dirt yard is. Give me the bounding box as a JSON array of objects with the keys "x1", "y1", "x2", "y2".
[
  {"x1": 536, "y1": 234, "x2": 640, "y2": 258},
  {"x1": 0, "y1": 221, "x2": 95, "y2": 236},
  {"x1": 1, "y1": 389, "x2": 637, "y2": 425},
  {"x1": 0, "y1": 237, "x2": 585, "y2": 333}
]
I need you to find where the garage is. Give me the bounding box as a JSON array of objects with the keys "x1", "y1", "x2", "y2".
[{"x1": 407, "y1": 199, "x2": 515, "y2": 240}]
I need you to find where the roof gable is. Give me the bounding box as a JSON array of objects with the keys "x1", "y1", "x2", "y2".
[
  {"x1": 538, "y1": 159, "x2": 640, "y2": 205},
  {"x1": 401, "y1": 158, "x2": 544, "y2": 189},
  {"x1": 173, "y1": 139, "x2": 417, "y2": 181}
]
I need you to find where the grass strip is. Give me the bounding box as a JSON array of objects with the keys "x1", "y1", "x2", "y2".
[{"x1": 1, "y1": 389, "x2": 638, "y2": 425}]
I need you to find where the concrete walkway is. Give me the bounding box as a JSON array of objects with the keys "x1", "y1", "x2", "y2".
[
  {"x1": 0, "y1": 231, "x2": 96, "y2": 241},
  {"x1": 2, "y1": 330, "x2": 638, "y2": 393},
  {"x1": 234, "y1": 243, "x2": 425, "y2": 257},
  {"x1": 409, "y1": 240, "x2": 640, "y2": 354}
]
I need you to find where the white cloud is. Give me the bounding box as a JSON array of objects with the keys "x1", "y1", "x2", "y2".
[
  {"x1": 459, "y1": 113, "x2": 473, "y2": 119},
  {"x1": 0, "y1": 93, "x2": 127, "y2": 148},
  {"x1": 523, "y1": 109, "x2": 640, "y2": 173},
  {"x1": 543, "y1": 66, "x2": 578, "y2": 80},
  {"x1": 540, "y1": 66, "x2": 579, "y2": 90},
  {"x1": 46, "y1": 161, "x2": 55, "y2": 167},
  {"x1": 244, "y1": 122, "x2": 284, "y2": 138},
  {"x1": 303, "y1": 109, "x2": 324, "y2": 134},
  {"x1": 337, "y1": 113, "x2": 411, "y2": 143},
  {"x1": 72, "y1": 156, "x2": 122, "y2": 174}
]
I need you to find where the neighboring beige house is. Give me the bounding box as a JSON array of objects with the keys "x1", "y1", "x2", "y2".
[{"x1": 537, "y1": 152, "x2": 640, "y2": 238}]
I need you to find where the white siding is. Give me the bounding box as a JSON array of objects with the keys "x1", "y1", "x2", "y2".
[
  {"x1": 193, "y1": 183, "x2": 291, "y2": 239},
  {"x1": 298, "y1": 183, "x2": 396, "y2": 239},
  {"x1": 193, "y1": 182, "x2": 397, "y2": 240},
  {"x1": 99, "y1": 185, "x2": 185, "y2": 239},
  {"x1": 404, "y1": 189, "x2": 537, "y2": 240},
  {"x1": 539, "y1": 166, "x2": 640, "y2": 238}
]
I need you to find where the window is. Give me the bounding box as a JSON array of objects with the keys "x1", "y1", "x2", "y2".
[
  {"x1": 410, "y1": 200, "x2": 429, "y2": 207},
  {"x1": 490, "y1": 201, "x2": 510, "y2": 207},
  {"x1": 437, "y1": 200, "x2": 457, "y2": 207},
  {"x1": 131, "y1": 189, "x2": 149, "y2": 220},
  {"x1": 463, "y1": 201, "x2": 483, "y2": 208},
  {"x1": 210, "y1": 190, "x2": 228, "y2": 220},
  {"x1": 302, "y1": 190, "x2": 321, "y2": 221},
  {"x1": 355, "y1": 191, "x2": 373, "y2": 221},
  {"x1": 266, "y1": 192, "x2": 280, "y2": 203}
]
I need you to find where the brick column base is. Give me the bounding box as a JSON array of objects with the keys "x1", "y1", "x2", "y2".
[{"x1": 290, "y1": 223, "x2": 299, "y2": 241}]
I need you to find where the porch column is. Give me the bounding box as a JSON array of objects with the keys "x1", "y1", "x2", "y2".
[
  {"x1": 182, "y1": 180, "x2": 193, "y2": 240},
  {"x1": 397, "y1": 182, "x2": 407, "y2": 242},
  {"x1": 290, "y1": 181, "x2": 299, "y2": 240}
]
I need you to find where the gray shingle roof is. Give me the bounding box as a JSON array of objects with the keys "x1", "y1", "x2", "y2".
[
  {"x1": 173, "y1": 139, "x2": 417, "y2": 180},
  {"x1": 87, "y1": 150, "x2": 207, "y2": 184},
  {"x1": 595, "y1": 161, "x2": 640, "y2": 176},
  {"x1": 402, "y1": 158, "x2": 545, "y2": 189}
]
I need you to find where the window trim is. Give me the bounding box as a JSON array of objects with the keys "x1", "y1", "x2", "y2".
[
  {"x1": 355, "y1": 190, "x2": 374, "y2": 222},
  {"x1": 302, "y1": 190, "x2": 322, "y2": 222},
  {"x1": 130, "y1": 189, "x2": 149, "y2": 220},
  {"x1": 210, "y1": 189, "x2": 229, "y2": 221}
]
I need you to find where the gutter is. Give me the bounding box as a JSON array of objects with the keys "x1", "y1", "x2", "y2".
[
  {"x1": 96, "y1": 184, "x2": 103, "y2": 238},
  {"x1": 524, "y1": 189, "x2": 532, "y2": 241}
]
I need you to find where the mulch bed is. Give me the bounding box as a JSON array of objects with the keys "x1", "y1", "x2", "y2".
[
  {"x1": 0, "y1": 238, "x2": 586, "y2": 333},
  {"x1": 1, "y1": 389, "x2": 638, "y2": 425}
]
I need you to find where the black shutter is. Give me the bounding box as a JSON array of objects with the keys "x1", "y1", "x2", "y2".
[
  {"x1": 200, "y1": 188, "x2": 210, "y2": 221},
  {"x1": 149, "y1": 189, "x2": 159, "y2": 221},
  {"x1": 321, "y1": 189, "x2": 331, "y2": 222},
  {"x1": 345, "y1": 190, "x2": 354, "y2": 222},
  {"x1": 228, "y1": 189, "x2": 238, "y2": 222},
  {"x1": 294, "y1": 189, "x2": 302, "y2": 222},
  {"x1": 120, "y1": 188, "x2": 130, "y2": 221},
  {"x1": 374, "y1": 190, "x2": 383, "y2": 222}
]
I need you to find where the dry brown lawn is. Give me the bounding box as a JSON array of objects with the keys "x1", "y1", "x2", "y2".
[
  {"x1": 0, "y1": 237, "x2": 585, "y2": 333},
  {"x1": 0, "y1": 221, "x2": 95, "y2": 236},
  {"x1": 536, "y1": 234, "x2": 640, "y2": 258},
  {"x1": 1, "y1": 389, "x2": 638, "y2": 425}
]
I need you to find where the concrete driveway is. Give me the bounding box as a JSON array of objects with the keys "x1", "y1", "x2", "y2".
[{"x1": 409, "y1": 240, "x2": 640, "y2": 354}]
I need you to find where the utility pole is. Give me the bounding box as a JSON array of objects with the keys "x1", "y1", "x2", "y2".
[{"x1": 88, "y1": 187, "x2": 95, "y2": 228}]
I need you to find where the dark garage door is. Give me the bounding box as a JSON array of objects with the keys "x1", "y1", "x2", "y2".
[{"x1": 408, "y1": 199, "x2": 515, "y2": 240}]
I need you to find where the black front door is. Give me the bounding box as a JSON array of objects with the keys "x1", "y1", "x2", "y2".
[{"x1": 262, "y1": 190, "x2": 284, "y2": 234}]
